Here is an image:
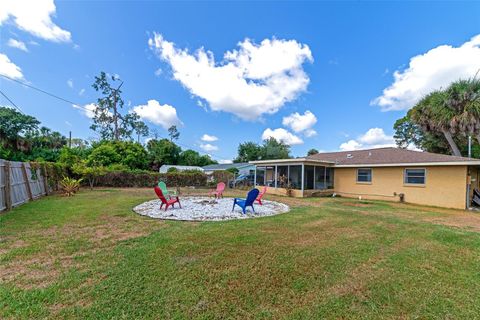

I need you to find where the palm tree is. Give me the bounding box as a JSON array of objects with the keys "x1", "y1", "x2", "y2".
[
  {"x1": 410, "y1": 90, "x2": 462, "y2": 156},
  {"x1": 445, "y1": 78, "x2": 480, "y2": 145}
]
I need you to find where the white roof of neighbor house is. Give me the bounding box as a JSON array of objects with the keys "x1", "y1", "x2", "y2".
[
  {"x1": 159, "y1": 165, "x2": 204, "y2": 173},
  {"x1": 202, "y1": 162, "x2": 254, "y2": 171}
]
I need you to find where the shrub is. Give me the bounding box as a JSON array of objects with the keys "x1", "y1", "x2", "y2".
[
  {"x1": 212, "y1": 170, "x2": 233, "y2": 184},
  {"x1": 60, "y1": 177, "x2": 82, "y2": 196},
  {"x1": 95, "y1": 170, "x2": 207, "y2": 188}
]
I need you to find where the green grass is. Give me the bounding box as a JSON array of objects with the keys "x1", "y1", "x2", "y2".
[{"x1": 1, "y1": 188, "x2": 480, "y2": 319}]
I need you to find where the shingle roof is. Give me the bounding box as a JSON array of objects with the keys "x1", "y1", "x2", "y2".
[{"x1": 306, "y1": 147, "x2": 475, "y2": 166}]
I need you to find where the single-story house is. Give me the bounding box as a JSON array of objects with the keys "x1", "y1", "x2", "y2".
[
  {"x1": 250, "y1": 147, "x2": 480, "y2": 209},
  {"x1": 202, "y1": 162, "x2": 256, "y2": 176},
  {"x1": 159, "y1": 165, "x2": 204, "y2": 173}
]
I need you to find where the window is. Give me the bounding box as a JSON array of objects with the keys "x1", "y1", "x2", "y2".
[
  {"x1": 357, "y1": 168, "x2": 372, "y2": 183},
  {"x1": 404, "y1": 168, "x2": 426, "y2": 185}
]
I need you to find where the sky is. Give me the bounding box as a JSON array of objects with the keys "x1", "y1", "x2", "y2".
[{"x1": 1, "y1": 1, "x2": 480, "y2": 163}]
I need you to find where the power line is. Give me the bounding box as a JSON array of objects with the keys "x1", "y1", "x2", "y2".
[
  {"x1": 1, "y1": 74, "x2": 233, "y2": 161},
  {"x1": 0, "y1": 89, "x2": 24, "y2": 113}
]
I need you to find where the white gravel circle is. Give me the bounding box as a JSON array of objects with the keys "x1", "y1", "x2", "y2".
[{"x1": 133, "y1": 196, "x2": 290, "y2": 221}]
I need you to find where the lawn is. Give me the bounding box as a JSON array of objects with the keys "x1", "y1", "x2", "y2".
[{"x1": 1, "y1": 188, "x2": 480, "y2": 319}]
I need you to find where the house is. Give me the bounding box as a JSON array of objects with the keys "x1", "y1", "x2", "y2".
[
  {"x1": 202, "y1": 162, "x2": 256, "y2": 176},
  {"x1": 250, "y1": 147, "x2": 480, "y2": 209},
  {"x1": 159, "y1": 165, "x2": 204, "y2": 173}
]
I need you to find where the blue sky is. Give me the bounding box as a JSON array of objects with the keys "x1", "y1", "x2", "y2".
[{"x1": 1, "y1": 1, "x2": 480, "y2": 163}]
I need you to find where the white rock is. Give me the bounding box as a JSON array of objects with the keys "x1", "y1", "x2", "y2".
[{"x1": 133, "y1": 196, "x2": 290, "y2": 221}]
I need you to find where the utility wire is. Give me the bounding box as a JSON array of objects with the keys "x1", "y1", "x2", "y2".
[
  {"x1": 1, "y1": 74, "x2": 232, "y2": 161},
  {"x1": 0, "y1": 89, "x2": 24, "y2": 113}
]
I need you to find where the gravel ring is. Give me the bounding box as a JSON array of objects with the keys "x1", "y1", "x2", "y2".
[{"x1": 133, "y1": 196, "x2": 290, "y2": 221}]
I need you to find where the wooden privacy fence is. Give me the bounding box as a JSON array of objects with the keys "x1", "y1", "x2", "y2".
[{"x1": 0, "y1": 159, "x2": 49, "y2": 212}]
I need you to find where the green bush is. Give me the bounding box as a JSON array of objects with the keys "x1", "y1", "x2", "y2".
[{"x1": 95, "y1": 170, "x2": 207, "y2": 188}]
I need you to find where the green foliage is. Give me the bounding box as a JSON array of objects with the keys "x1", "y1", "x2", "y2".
[
  {"x1": 87, "y1": 141, "x2": 148, "y2": 170},
  {"x1": 212, "y1": 170, "x2": 233, "y2": 183},
  {"x1": 226, "y1": 167, "x2": 239, "y2": 175},
  {"x1": 72, "y1": 161, "x2": 107, "y2": 189},
  {"x1": 168, "y1": 125, "x2": 180, "y2": 141},
  {"x1": 167, "y1": 167, "x2": 178, "y2": 173},
  {"x1": 146, "y1": 139, "x2": 181, "y2": 170},
  {"x1": 307, "y1": 148, "x2": 319, "y2": 156},
  {"x1": 95, "y1": 170, "x2": 207, "y2": 187},
  {"x1": 60, "y1": 177, "x2": 83, "y2": 196},
  {"x1": 235, "y1": 138, "x2": 291, "y2": 162},
  {"x1": 0, "y1": 107, "x2": 39, "y2": 141},
  {"x1": 178, "y1": 149, "x2": 216, "y2": 166}
]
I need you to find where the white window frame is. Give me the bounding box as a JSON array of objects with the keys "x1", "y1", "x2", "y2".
[
  {"x1": 404, "y1": 168, "x2": 426, "y2": 186},
  {"x1": 356, "y1": 168, "x2": 372, "y2": 184}
]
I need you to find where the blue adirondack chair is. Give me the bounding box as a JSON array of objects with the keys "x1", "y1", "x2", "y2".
[{"x1": 232, "y1": 188, "x2": 260, "y2": 214}]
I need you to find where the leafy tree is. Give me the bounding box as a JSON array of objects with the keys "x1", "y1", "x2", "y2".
[
  {"x1": 91, "y1": 72, "x2": 148, "y2": 141},
  {"x1": 234, "y1": 141, "x2": 263, "y2": 162},
  {"x1": 0, "y1": 106, "x2": 39, "y2": 148},
  {"x1": 178, "y1": 149, "x2": 216, "y2": 166},
  {"x1": 168, "y1": 125, "x2": 180, "y2": 142},
  {"x1": 87, "y1": 141, "x2": 148, "y2": 170},
  {"x1": 226, "y1": 167, "x2": 239, "y2": 175},
  {"x1": 87, "y1": 143, "x2": 121, "y2": 167},
  {"x1": 307, "y1": 148, "x2": 319, "y2": 156},
  {"x1": 147, "y1": 138, "x2": 181, "y2": 170},
  {"x1": 261, "y1": 137, "x2": 291, "y2": 160},
  {"x1": 133, "y1": 121, "x2": 149, "y2": 143},
  {"x1": 72, "y1": 161, "x2": 106, "y2": 190}
]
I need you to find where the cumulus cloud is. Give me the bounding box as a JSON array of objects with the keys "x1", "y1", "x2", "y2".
[
  {"x1": 339, "y1": 128, "x2": 395, "y2": 151},
  {"x1": 72, "y1": 103, "x2": 98, "y2": 118},
  {"x1": 7, "y1": 38, "x2": 28, "y2": 52},
  {"x1": 0, "y1": 53, "x2": 24, "y2": 79},
  {"x1": 262, "y1": 128, "x2": 303, "y2": 145},
  {"x1": 132, "y1": 99, "x2": 182, "y2": 130},
  {"x1": 201, "y1": 134, "x2": 218, "y2": 142},
  {"x1": 0, "y1": 0, "x2": 71, "y2": 42},
  {"x1": 200, "y1": 143, "x2": 219, "y2": 152},
  {"x1": 282, "y1": 110, "x2": 317, "y2": 136},
  {"x1": 373, "y1": 34, "x2": 480, "y2": 111},
  {"x1": 148, "y1": 33, "x2": 313, "y2": 120}
]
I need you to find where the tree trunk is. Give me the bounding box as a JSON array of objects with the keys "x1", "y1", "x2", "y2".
[{"x1": 441, "y1": 129, "x2": 462, "y2": 156}]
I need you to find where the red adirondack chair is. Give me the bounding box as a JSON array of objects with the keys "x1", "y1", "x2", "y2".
[
  {"x1": 154, "y1": 186, "x2": 181, "y2": 211},
  {"x1": 209, "y1": 182, "x2": 225, "y2": 198},
  {"x1": 256, "y1": 186, "x2": 267, "y2": 205}
]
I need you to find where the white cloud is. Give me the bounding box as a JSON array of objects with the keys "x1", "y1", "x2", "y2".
[
  {"x1": 0, "y1": 53, "x2": 24, "y2": 79},
  {"x1": 219, "y1": 159, "x2": 233, "y2": 164},
  {"x1": 0, "y1": 0, "x2": 71, "y2": 42},
  {"x1": 201, "y1": 134, "x2": 218, "y2": 142},
  {"x1": 132, "y1": 99, "x2": 182, "y2": 130},
  {"x1": 78, "y1": 88, "x2": 85, "y2": 96},
  {"x1": 282, "y1": 110, "x2": 317, "y2": 136},
  {"x1": 149, "y1": 33, "x2": 313, "y2": 120},
  {"x1": 154, "y1": 68, "x2": 162, "y2": 76},
  {"x1": 67, "y1": 79, "x2": 73, "y2": 88},
  {"x1": 339, "y1": 128, "x2": 396, "y2": 151},
  {"x1": 200, "y1": 143, "x2": 219, "y2": 152},
  {"x1": 7, "y1": 38, "x2": 28, "y2": 52},
  {"x1": 373, "y1": 34, "x2": 480, "y2": 111},
  {"x1": 261, "y1": 128, "x2": 303, "y2": 145},
  {"x1": 73, "y1": 103, "x2": 99, "y2": 119}
]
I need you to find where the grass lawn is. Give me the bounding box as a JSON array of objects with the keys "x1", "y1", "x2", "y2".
[{"x1": 2, "y1": 188, "x2": 480, "y2": 319}]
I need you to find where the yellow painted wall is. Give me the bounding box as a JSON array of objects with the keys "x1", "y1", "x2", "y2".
[
  {"x1": 333, "y1": 166, "x2": 468, "y2": 209},
  {"x1": 265, "y1": 187, "x2": 303, "y2": 197}
]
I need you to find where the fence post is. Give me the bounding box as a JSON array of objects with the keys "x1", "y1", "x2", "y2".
[
  {"x1": 4, "y1": 161, "x2": 12, "y2": 210},
  {"x1": 21, "y1": 163, "x2": 33, "y2": 201},
  {"x1": 43, "y1": 164, "x2": 49, "y2": 196}
]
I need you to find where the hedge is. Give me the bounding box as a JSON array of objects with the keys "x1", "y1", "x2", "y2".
[{"x1": 94, "y1": 170, "x2": 208, "y2": 188}]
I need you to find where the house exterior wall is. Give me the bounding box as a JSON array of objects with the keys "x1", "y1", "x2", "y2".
[{"x1": 333, "y1": 166, "x2": 468, "y2": 209}]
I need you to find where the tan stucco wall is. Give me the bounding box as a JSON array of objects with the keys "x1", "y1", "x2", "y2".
[
  {"x1": 265, "y1": 187, "x2": 303, "y2": 197},
  {"x1": 333, "y1": 166, "x2": 468, "y2": 209}
]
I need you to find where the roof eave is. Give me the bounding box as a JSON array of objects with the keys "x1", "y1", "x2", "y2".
[{"x1": 334, "y1": 161, "x2": 480, "y2": 168}]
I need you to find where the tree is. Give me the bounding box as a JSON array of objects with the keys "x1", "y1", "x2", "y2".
[
  {"x1": 133, "y1": 121, "x2": 149, "y2": 143},
  {"x1": 307, "y1": 148, "x2": 319, "y2": 156},
  {"x1": 72, "y1": 161, "x2": 106, "y2": 190},
  {"x1": 0, "y1": 107, "x2": 39, "y2": 149},
  {"x1": 146, "y1": 138, "x2": 181, "y2": 170},
  {"x1": 178, "y1": 149, "x2": 216, "y2": 166},
  {"x1": 234, "y1": 141, "x2": 262, "y2": 162},
  {"x1": 91, "y1": 72, "x2": 148, "y2": 141},
  {"x1": 168, "y1": 125, "x2": 180, "y2": 142},
  {"x1": 261, "y1": 138, "x2": 291, "y2": 160}
]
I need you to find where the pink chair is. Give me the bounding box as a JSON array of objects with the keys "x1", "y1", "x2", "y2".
[
  {"x1": 209, "y1": 182, "x2": 225, "y2": 198},
  {"x1": 256, "y1": 186, "x2": 267, "y2": 205}
]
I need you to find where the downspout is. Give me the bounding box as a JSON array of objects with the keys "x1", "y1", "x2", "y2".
[
  {"x1": 301, "y1": 163, "x2": 305, "y2": 197},
  {"x1": 274, "y1": 165, "x2": 277, "y2": 189},
  {"x1": 466, "y1": 166, "x2": 471, "y2": 210},
  {"x1": 253, "y1": 166, "x2": 257, "y2": 186}
]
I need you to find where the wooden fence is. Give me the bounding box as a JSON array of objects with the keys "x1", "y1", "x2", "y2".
[{"x1": 0, "y1": 159, "x2": 49, "y2": 212}]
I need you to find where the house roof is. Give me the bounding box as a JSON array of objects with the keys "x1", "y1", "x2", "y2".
[
  {"x1": 159, "y1": 165, "x2": 204, "y2": 173},
  {"x1": 306, "y1": 147, "x2": 480, "y2": 167},
  {"x1": 202, "y1": 162, "x2": 253, "y2": 171}
]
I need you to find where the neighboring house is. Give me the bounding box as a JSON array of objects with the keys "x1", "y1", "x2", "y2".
[
  {"x1": 202, "y1": 162, "x2": 256, "y2": 176},
  {"x1": 250, "y1": 147, "x2": 480, "y2": 209},
  {"x1": 159, "y1": 165, "x2": 204, "y2": 173}
]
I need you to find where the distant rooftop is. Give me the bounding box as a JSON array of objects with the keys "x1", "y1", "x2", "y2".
[
  {"x1": 202, "y1": 162, "x2": 253, "y2": 171},
  {"x1": 159, "y1": 165, "x2": 204, "y2": 173}
]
